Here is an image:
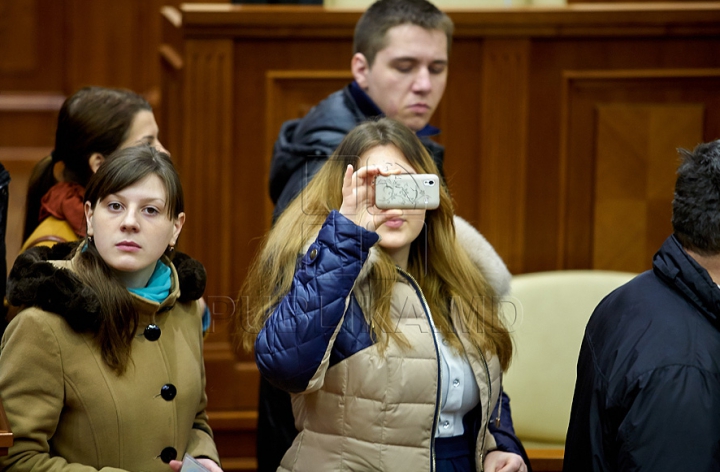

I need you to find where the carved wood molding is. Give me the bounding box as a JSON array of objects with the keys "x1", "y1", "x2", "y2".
[
  {"x1": 0, "y1": 93, "x2": 65, "y2": 111},
  {"x1": 179, "y1": 4, "x2": 720, "y2": 39},
  {"x1": 159, "y1": 44, "x2": 184, "y2": 71},
  {"x1": 0, "y1": 146, "x2": 51, "y2": 161}
]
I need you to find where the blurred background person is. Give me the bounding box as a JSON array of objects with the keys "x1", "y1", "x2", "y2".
[{"x1": 22, "y1": 86, "x2": 166, "y2": 251}]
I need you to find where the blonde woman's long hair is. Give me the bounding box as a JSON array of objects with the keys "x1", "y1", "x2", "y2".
[{"x1": 236, "y1": 118, "x2": 512, "y2": 370}]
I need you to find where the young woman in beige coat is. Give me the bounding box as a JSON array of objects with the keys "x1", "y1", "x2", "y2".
[
  {"x1": 0, "y1": 145, "x2": 221, "y2": 472},
  {"x1": 239, "y1": 118, "x2": 525, "y2": 472}
]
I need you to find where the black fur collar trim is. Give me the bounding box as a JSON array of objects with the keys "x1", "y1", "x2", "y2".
[{"x1": 7, "y1": 241, "x2": 207, "y2": 332}]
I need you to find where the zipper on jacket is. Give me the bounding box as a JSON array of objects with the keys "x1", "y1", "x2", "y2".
[
  {"x1": 476, "y1": 345, "x2": 492, "y2": 471},
  {"x1": 397, "y1": 267, "x2": 442, "y2": 472},
  {"x1": 495, "y1": 379, "x2": 503, "y2": 428}
]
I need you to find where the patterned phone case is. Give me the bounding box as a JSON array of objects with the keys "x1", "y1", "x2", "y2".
[{"x1": 375, "y1": 174, "x2": 440, "y2": 210}]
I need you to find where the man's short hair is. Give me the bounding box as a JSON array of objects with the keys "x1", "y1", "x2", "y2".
[
  {"x1": 672, "y1": 140, "x2": 720, "y2": 255},
  {"x1": 353, "y1": 0, "x2": 454, "y2": 66}
]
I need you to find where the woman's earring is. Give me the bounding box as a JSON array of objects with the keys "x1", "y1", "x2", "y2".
[{"x1": 168, "y1": 245, "x2": 175, "y2": 253}]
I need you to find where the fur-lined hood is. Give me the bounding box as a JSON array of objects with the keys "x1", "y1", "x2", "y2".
[
  {"x1": 6, "y1": 241, "x2": 207, "y2": 332},
  {"x1": 303, "y1": 214, "x2": 511, "y2": 297},
  {"x1": 453, "y1": 215, "x2": 511, "y2": 296}
]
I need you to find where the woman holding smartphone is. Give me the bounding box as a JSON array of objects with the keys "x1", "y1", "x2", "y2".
[
  {"x1": 237, "y1": 118, "x2": 526, "y2": 472},
  {"x1": 0, "y1": 145, "x2": 221, "y2": 472}
]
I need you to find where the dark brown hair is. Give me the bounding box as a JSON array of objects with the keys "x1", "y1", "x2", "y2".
[
  {"x1": 77, "y1": 145, "x2": 183, "y2": 374},
  {"x1": 353, "y1": 0, "x2": 453, "y2": 66},
  {"x1": 24, "y1": 86, "x2": 152, "y2": 240}
]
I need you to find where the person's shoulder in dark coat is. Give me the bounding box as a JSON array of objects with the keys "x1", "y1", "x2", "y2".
[{"x1": 564, "y1": 247, "x2": 720, "y2": 472}]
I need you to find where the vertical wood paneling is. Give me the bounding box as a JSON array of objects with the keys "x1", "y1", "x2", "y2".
[
  {"x1": 62, "y1": 0, "x2": 206, "y2": 97},
  {"x1": 0, "y1": 148, "x2": 52, "y2": 270},
  {"x1": 440, "y1": 38, "x2": 482, "y2": 228},
  {"x1": 0, "y1": 0, "x2": 37, "y2": 73},
  {"x1": 0, "y1": 0, "x2": 64, "y2": 91},
  {"x1": 559, "y1": 70, "x2": 720, "y2": 269},
  {"x1": 478, "y1": 40, "x2": 530, "y2": 275},
  {"x1": 593, "y1": 104, "x2": 703, "y2": 272},
  {"x1": 180, "y1": 39, "x2": 234, "y2": 300},
  {"x1": 264, "y1": 71, "x2": 352, "y2": 227},
  {"x1": 232, "y1": 36, "x2": 355, "y2": 308}
]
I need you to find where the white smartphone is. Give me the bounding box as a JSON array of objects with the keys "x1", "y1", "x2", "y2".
[
  {"x1": 375, "y1": 174, "x2": 440, "y2": 210},
  {"x1": 180, "y1": 454, "x2": 212, "y2": 472}
]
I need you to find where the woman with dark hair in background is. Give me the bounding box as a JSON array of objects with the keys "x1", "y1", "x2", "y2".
[
  {"x1": 22, "y1": 86, "x2": 166, "y2": 251},
  {"x1": 16, "y1": 86, "x2": 211, "y2": 335},
  {"x1": 1, "y1": 145, "x2": 221, "y2": 472}
]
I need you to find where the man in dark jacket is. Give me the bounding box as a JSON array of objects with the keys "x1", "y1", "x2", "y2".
[
  {"x1": 264, "y1": 1, "x2": 531, "y2": 471},
  {"x1": 269, "y1": 0, "x2": 449, "y2": 222},
  {"x1": 563, "y1": 140, "x2": 720, "y2": 472}
]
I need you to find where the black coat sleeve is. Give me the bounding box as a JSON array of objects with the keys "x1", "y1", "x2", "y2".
[
  {"x1": 565, "y1": 339, "x2": 720, "y2": 472},
  {"x1": 615, "y1": 365, "x2": 720, "y2": 471}
]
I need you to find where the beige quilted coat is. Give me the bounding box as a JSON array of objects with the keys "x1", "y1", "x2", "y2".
[{"x1": 277, "y1": 216, "x2": 509, "y2": 472}]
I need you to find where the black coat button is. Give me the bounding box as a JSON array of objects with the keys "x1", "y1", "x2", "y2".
[
  {"x1": 160, "y1": 446, "x2": 177, "y2": 463},
  {"x1": 161, "y1": 384, "x2": 177, "y2": 401},
  {"x1": 144, "y1": 324, "x2": 161, "y2": 341}
]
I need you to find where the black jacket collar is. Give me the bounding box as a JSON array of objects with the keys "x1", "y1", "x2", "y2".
[{"x1": 653, "y1": 235, "x2": 720, "y2": 329}]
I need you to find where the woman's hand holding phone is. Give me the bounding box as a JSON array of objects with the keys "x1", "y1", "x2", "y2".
[{"x1": 339, "y1": 164, "x2": 402, "y2": 232}]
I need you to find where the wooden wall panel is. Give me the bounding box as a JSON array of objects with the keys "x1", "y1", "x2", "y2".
[
  {"x1": 216, "y1": 39, "x2": 357, "y2": 416},
  {"x1": 525, "y1": 37, "x2": 720, "y2": 272},
  {"x1": 231, "y1": 36, "x2": 356, "y2": 288},
  {"x1": 177, "y1": 36, "x2": 237, "y2": 377},
  {"x1": 169, "y1": 36, "x2": 259, "y2": 470},
  {"x1": 178, "y1": 39, "x2": 235, "y2": 299},
  {"x1": 0, "y1": 148, "x2": 51, "y2": 268},
  {"x1": 265, "y1": 71, "x2": 353, "y2": 128},
  {"x1": 264, "y1": 71, "x2": 353, "y2": 226},
  {"x1": 0, "y1": 0, "x2": 64, "y2": 269},
  {"x1": 558, "y1": 69, "x2": 720, "y2": 270},
  {"x1": 0, "y1": 94, "x2": 63, "y2": 270},
  {"x1": 0, "y1": 0, "x2": 64, "y2": 91},
  {"x1": 592, "y1": 104, "x2": 703, "y2": 272},
  {"x1": 477, "y1": 39, "x2": 530, "y2": 275},
  {"x1": 0, "y1": 0, "x2": 37, "y2": 73},
  {"x1": 64, "y1": 0, "x2": 227, "y2": 97},
  {"x1": 0, "y1": 111, "x2": 57, "y2": 148},
  {"x1": 439, "y1": 38, "x2": 481, "y2": 220},
  {"x1": 0, "y1": 0, "x2": 227, "y2": 274}
]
